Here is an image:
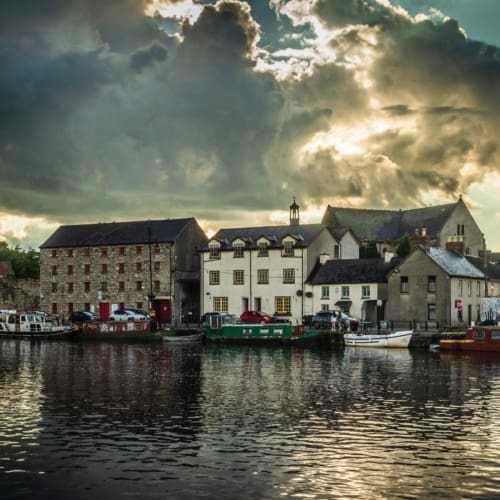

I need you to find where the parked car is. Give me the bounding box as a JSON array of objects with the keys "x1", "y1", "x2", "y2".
[
  {"x1": 240, "y1": 310, "x2": 274, "y2": 324},
  {"x1": 201, "y1": 312, "x2": 240, "y2": 326},
  {"x1": 311, "y1": 310, "x2": 359, "y2": 331},
  {"x1": 69, "y1": 311, "x2": 100, "y2": 324},
  {"x1": 109, "y1": 309, "x2": 148, "y2": 321},
  {"x1": 126, "y1": 308, "x2": 152, "y2": 320}
]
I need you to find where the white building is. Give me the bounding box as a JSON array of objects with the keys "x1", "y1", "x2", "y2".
[{"x1": 200, "y1": 201, "x2": 343, "y2": 323}]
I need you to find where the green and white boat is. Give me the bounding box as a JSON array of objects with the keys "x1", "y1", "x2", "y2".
[{"x1": 205, "y1": 314, "x2": 322, "y2": 344}]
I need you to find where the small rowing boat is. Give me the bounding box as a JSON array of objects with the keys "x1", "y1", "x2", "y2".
[
  {"x1": 162, "y1": 332, "x2": 205, "y2": 343},
  {"x1": 343, "y1": 330, "x2": 413, "y2": 348}
]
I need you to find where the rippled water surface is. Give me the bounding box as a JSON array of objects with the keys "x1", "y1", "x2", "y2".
[{"x1": 1, "y1": 340, "x2": 500, "y2": 499}]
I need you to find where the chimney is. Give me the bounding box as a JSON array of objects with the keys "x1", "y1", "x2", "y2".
[
  {"x1": 319, "y1": 252, "x2": 330, "y2": 265},
  {"x1": 384, "y1": 251, "x2": 395, "y2": 263},
  {"x1": 446, "y1": 235, "x2": 464, "y2": 256},
  {"x1": 410, "y1": 227, "x2": 430, "y2": 252}
]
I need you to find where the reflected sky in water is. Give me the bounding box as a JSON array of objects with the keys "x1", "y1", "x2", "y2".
[{"x1": 1, "y1": 340, "x2": 500, "y2": 499}]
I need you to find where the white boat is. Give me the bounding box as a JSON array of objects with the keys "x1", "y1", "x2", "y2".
[
  {"x1": 0, "y1": 311, "x2": 75, "y2": 339},
  {"x1": 162, "y1": 332, "x2": 205, "y2": 343},
  {"x1": 343, "y1": 330, "x2": 413, "y2": 348}
]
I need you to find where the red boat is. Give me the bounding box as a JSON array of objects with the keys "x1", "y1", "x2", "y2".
[{"x1": 440, "y1": 324, "x2": 500, "y2": 352}]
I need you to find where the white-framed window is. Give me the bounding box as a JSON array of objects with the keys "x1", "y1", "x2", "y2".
[
  {"x1": 209, "y1": 246, "x2": 220, "y2": 259},
  {"x1": 476, "y1": 281, "x2": 481, "y2": 297},
  {"x1": 275, "y1": 296, "x2": 291, "y2": 314},
  {"x1": 341, "y1": 286, "x2": 349, "y2": 298},
  {"x1": 233, "y1": 270, "x2": 244, "y2": 285},
  {"x1": 321, "y1": 286, "x2": 330, "y2": 299},
  {"x1": 283, "y1": 268, "x2": 295, "y2": 284},
  {"x1": 458, "y1": 280, "x2": 463, "y2": 297},
  {"x1": 213, "y1": 297, "x2": 228, "y2": 312},
  {"x1": 400, "y1": 277, "x2": 409, "y2": 293},
  {"x1": 283, "y1": 241, "x2": 294, "y2": 257},
  {"x1": 334, "y1": 245, "x2": 340, "y2": 259},
  {"x1": 428, "y1": 276, "x2": 436, "y2": 293},
  {"x1": 468, "y1": 280, "x2": 472, "y2": 297},
  {"x1": 361, "y1": 285, "x2": 370, "y2": 299},
  {"x1": 321, "y1": 304, "x2": 330, "y2": 311},
  {"x1": 258, "y1": 243, "x2": 269, "y2": 257},
  {"x1": 428, "y1": 303, "x2": 436, "y2": 320},
  {"x1": 233, "y1": 244, "x2": 244, "y2": 258},
  {"x1": 209, "y1": 270, "x2": 220, "y2": 285},
  {"x1": 257, "y1": 269, "x2": 269, "y2": 284}
]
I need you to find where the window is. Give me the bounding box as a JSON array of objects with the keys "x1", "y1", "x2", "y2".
[
  {"x1": 334, "y1": 245, "x2": 340, "y2": 259},
  {"x1": 51, "y1": 283, "x2": 57, "y2": 293},
  {"x1": 136, "y1": 281, "x2": 143, "y2": 291},
  {"x1": 84, "y1": 264, "x2": 90, "y2": 275},
  {"x1": 84, "y1": 303, "x2": 90, "y2": 312},
  {"x1": 473, "y1": 329, "x2": 485, "y2": 340},
  {"x1": 491, "y1": 331, "x2": 500, "y2": 340},
  {"x1": 101, "y1": 282, "x2": 108, "y2": 292},
  {"x1": 84, "y1": 248, "x2": 90, "y2": 257},
  {"x1": 467, "y1": 280, "x2": 472, "y2": 297},
  {"x1": 257, "y1": 269, "x2": 269, "y2": 284},
  {"x1": 51, "y1": 265, "x2": 57, "y2": 276},
  {"x1": 154, "y1": 261, "x2": 161, "y2": 271},
  {"x1": 275, "y1": 296, "x2": 291, "y2": 315},
  {"x1": 154, "y1": 245, "x2": 160, "y2": 254},
  {"x1": 233, "y1": 244, "x2": 244, "y2": 258},
  {"x1": 67, "y1": 249, "x2": 73, "y2": 257},
  {"x1": 258, "y1": 243, "x2": 269, "y2": 257},
  {"x1": 136, "y1": 262, "x2": 143, "y2": 272},
  {"x1": 213, "y1": 296, "x2": 228, "y2": 312},
  {"x1": 118, "y1": 263, "x2": 125, "y2": 273},
  {"x1": 283, "y1": 268, "x2": 295, "y2": 284},
  {"x1": 67, "y1": 264, "x2": 74, "y2": 275},
  {"x1": 136, "y1": 246, "x2": 143, "y2": 255},
  {"x1": 283, "y1": 241, "x2": 294, "y2": 257},
  {"x1": 101, "y1": 263, "x2": 108, "y2": 274},
  {"x1": 457, "y1": 224, "x2": 465, "y2": 236},
  {"x1": 67, "y1": 283, "x2": 74, "y2": 293},
  {"x1": 233, "y1": 270, "x2": 244, "y2": 285},
  {"x1": 51, "y1": 303, "x2": 58, "y2": 314},
  {"x1": 101, "y1": 247, "x2": 108, "y2": 257},
  {"x1": 458, "y1": 280, "x2": 463, "y2": 297},
  {"x1": 119, "y1": 302, "x2": 125, "y2": 309},
  {"x1": 476, "y1": 281, "x2": 481, "y2": 297},
  {"x1": 361, "y1": 285, "x2": 370, "y2": 299},
  {"x1": 51, "y1": 249, "x2": 57, "y2": 258},
  {"x1": 341, "y1": 286, "x2": 350, "y2": 298},
  {"x1": 154, "y1": 280, "x2": 160, "y2": 292},
  {"x1": 67, "y1": 303, "x2": 74, "y2": 314},
  {"x1": 428, "y1": 276, "x2": 436, "y2": 293},
  {"x1": 321, "y1": 286, "x2": 330, "y2": 299},
  {"x1": 209, "y1": 246, "x2": 220, "y2": 259},
  {"x1": 137, "y1": 302, "x2": 143, "y2": 310},
  {"x1": 400, "y1": 276, "x2": 409, "y2": 293},
  {"x1": 119, "y1": 247, "x2": 125, "y2": 256},
  {"x1": 118, "y1": 281, "x2": 125, "y2": 292},
  {"x1": 84, "y1": 282, "x2": 90, "y2": 292},
  {"x1": 321, "y1": 304, "x2": 330, "y2": 311},
  {"x1": 428, "y1": 304, "x2": 436, "y2": 320},
  {"x1": 209, "y1": 271, "x2": 220, "y2": 285}
]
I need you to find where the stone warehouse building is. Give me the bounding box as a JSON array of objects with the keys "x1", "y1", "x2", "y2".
[{"x1": 39, "y1": 218, "x2": 207, "y2": 325}]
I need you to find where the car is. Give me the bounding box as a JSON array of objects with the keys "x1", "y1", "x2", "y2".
[
  {"x1": 109, "y1": 309, "x2": 148, "y2": 321},
  {"x1": 311, "y1": 310, "x2": 359, "y2": 331},
  {"x1": 126, "y1": 308, "x2": 152, "y2": 320},
  {"x1": 69, "y1": 311, "x2": 100, "y2": 324},
  {"x1": 240, "y1": 310, "x2": 274, "y2": 324}
]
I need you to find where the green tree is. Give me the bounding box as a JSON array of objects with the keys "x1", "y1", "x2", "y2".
[
  {"x1": 0, "y1": 242, "x2": 40, "y2": 279},
  {"x1": 396, "y1": 235, "x2": 411, "y2": 257},
  {"x1": 359, "y1": 240, "x2": 380, "y2": 258}
]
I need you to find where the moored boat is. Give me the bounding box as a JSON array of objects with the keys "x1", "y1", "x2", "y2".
[
  {"x1": 0, "y1": 311, "x2": 76, "y2": 339},
  {"x1": 205, "y1": 314, "x2": 321, "y2": 344},
  {"x1": 440, "y1": 324, "x2": 500, "y2": 352},
  {"x1": 343, "y1": 330, "x2": 413, "y2": 348},
  {"x1": 75, "y1": 320, "x2": 162, "y2": 341},
  {"x1": 163, "y1": 331, "x2": 205, "y2": 343}
]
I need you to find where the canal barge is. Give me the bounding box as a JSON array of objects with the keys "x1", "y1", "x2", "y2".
[
  {"x1": 75, "y1": 320, "x2": 162, "y2": 341},
  {"x1": 440, "y1": 324, "x2": 500, "y2": 352},
  {"x1": 0, "y1": 311, "x2": 76, "y2": 339},
  {"x1": 205, "y1": 314, "x2": 321, "y2": 344}
]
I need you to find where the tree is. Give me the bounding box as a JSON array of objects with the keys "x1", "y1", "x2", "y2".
[
  {"x1": 396, "y1": 235, "x2": 411, "y2": 257},
  {"x1": 359, "y1": 240, "x2": 380, "y2": 258},
  {"x1": 0, "y1": 242, "x2": 40, "y2": 279}
]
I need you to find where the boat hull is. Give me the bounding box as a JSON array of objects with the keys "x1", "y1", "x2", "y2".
[
  {"x1": 344, "y1": 330, "x2": 413, "y2": 348},
  {"x1": 163, "y1": 332, "x2": 205, "y2": 343},
  {"x1": 75, "y1": 320, "x2": 161, "y2": 341},
  {"x1": 440, "y1": 326, "x2": 500, "y2": 352}
]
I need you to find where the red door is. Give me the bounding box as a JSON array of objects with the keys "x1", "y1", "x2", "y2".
[
  {"x1": 158, "y1": 300, "x2": 171, "y2": 324},
  {"x1": 99, "y1": 302, "x2": 110, "y2": 321}
]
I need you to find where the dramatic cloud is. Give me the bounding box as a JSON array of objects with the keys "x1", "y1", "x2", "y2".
[{"x1": 0, "y1": 0, "x2": 499, "y2": 249}]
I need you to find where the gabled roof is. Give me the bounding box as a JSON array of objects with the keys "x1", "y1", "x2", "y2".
[
  {"x1": 0, "y1": 261, "x2": 14, "y2": 277},
  {"x1": 40, "y1": 218, "x2": 198, "y2": 248},
  {"x1": 424, "y1": 247, "x2": 484, "y2": 278},
  {"x1": 202, "y1": 224, "x2": 328, "y2": 250},
  {"x1": 307, "y1": 257, "x2": 402, "y2": 285},
  {"x1": 466, "y1": 256, "x2": 500, "y2": 280},
  {"x1": 322, "y1": 201, "x2": 458, "y2": 241}
]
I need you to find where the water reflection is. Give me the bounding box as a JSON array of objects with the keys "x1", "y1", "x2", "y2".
[{"x1": 0, "y1": 340, "x2": 500, "y2": 499}]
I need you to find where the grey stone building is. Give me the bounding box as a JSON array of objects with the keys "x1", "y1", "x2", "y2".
[{"x1": 39, "y1": 218, "x2": 207, "y2": 325}]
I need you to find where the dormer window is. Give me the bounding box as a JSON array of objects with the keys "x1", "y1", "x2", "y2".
[
  {"x1": 283, "y1": 241, "x2": 294, "y2": 257},
  {"x1": 233, "y1": 244, "x2": 244, "y2": 258},
  {"x1": 258, "y1": 243, "x2": 269, "y2": 257},
  {"x1": 209, "y1": 246, "x2": 220, "y2": 259}
]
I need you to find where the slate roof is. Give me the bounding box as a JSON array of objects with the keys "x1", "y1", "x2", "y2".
[
  {"x1": 426, "y1": 247, "x2": 484, "y2": 278},
  {"x1": 466, "y1": 256, "x2": 500, "y2": 280},
  {"x1": 322, "y1": 202, "x2": 457, "y2": 241},
  {"x1": 306, "y1": 257, "x2": 402, "y2": 285},
  {"x1": 40, "y1": 218, "x2": 197, "y2": 248},
  {"x1": 202, "y1": 223, "x2": 328, "y2": 250},
  {"x1": 0, "y1": 261, "x2": 14, "y2": 277}
]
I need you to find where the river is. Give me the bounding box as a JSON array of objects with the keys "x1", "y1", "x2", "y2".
[{"x1": 1, "y1": 339, "x2": 500, "y2": 499}]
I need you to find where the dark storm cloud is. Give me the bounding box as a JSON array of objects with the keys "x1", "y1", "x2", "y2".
[{"x1": 130, "y1": 42, "x2": 168, "y2": 72}]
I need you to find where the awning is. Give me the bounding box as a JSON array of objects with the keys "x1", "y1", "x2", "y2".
[{"x1": 335, "y1": 300, "x2": 352, "y2": 306}]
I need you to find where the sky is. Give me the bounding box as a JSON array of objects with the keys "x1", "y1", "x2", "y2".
[{"x1": 1, "y1": 0, "x2": 499, "y2": 250}]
